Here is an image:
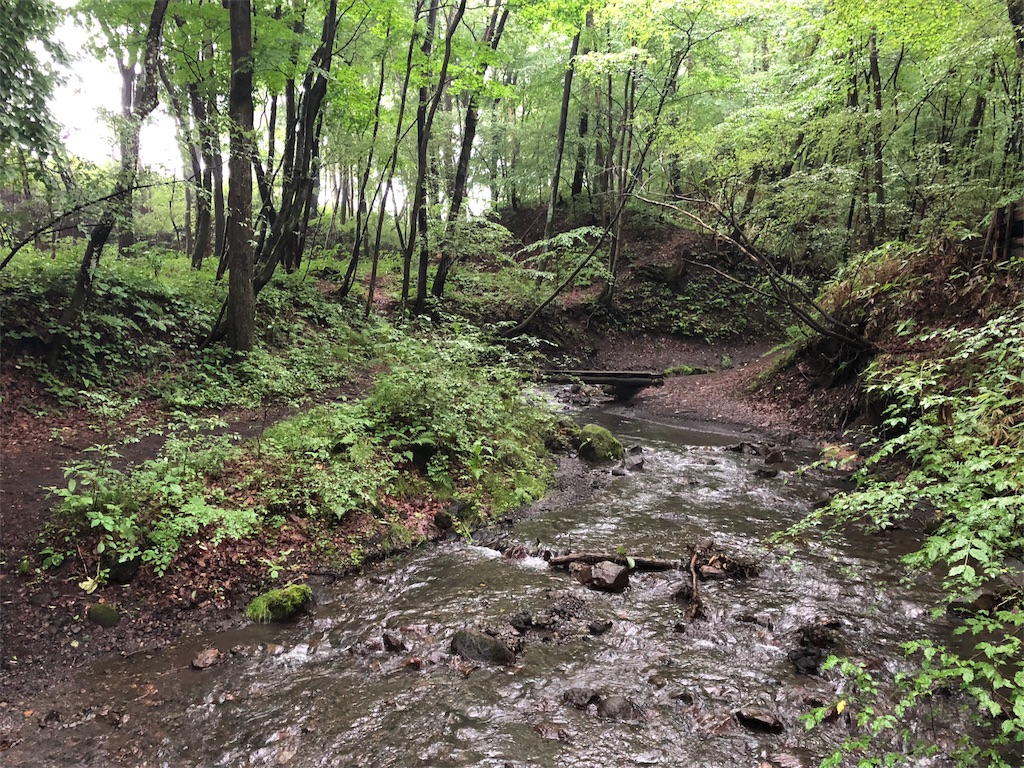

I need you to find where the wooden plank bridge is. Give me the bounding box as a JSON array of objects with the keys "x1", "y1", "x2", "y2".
[{"x1": 539, "y1": 369, "x2": 665, "y2": 400}]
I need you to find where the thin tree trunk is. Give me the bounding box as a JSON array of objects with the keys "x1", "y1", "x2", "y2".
[
  {"x1": 868, "y1": 33, "x2": 885, "y2": 238},
  {"x1": 340, "y1": 30, "x2": 390, "y2": 297},
  {"x1": 116, "y1": 56, "x2": 140, "y2": 256},
  {"x1": 539, "y1": 29, "x2": 581, "y2": 275},
  {"x1": 46, "y1": 0, "x2": 170, "y2": 370},
  {"x1": 432, "y1": 4, "x2": 509, "y2": 299}
]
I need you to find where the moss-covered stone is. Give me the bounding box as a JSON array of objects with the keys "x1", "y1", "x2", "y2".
[
  {"x1": 577, "y1": 424, "x2": 624, "y2": 462},
  {"x1": 88, "y1": 602, "x2": 121, "y2": 628},
  {"x1": 245, "y1": 583, "x2": 313, "y2": 623}
]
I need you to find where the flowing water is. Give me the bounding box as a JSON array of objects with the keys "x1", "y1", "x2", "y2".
[{"x1": 2, "y1": 411, "x2": 984, "y2": 767}]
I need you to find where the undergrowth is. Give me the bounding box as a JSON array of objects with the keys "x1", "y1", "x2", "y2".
[
  {"x1": 789, "y1": 240, "x2": 1024, "y2": 767},
  {"x1": 41, "y1": 325, "x2": 559, "y2": 587}
]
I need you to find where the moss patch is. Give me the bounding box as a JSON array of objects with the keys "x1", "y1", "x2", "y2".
[
  {"x1": 664, "y1": 364, "x2": 714, "y2": 376},
  {"x1": 245, "y1": 583, "x2": 313, "y2": 623},
  {"x1": 87, "y1": 602, "x2": 121, "y2": 628},
  {"x1": 577, "y1": 424, "x2": 624, "y2": 462}
]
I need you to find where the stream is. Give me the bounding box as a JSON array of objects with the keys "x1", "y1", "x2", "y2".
[{"x1": 2, "y1": 410, "x2": 981, "y2": 767}]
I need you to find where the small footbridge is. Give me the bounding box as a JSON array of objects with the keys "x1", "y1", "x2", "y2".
[{"x1": 539, "y1": 369, "x2": 665, "y2": 400}]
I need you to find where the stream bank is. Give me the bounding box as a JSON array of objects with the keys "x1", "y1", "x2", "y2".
[{"x1": 0, "y1": 404, "x2": 978, "y2": 767}]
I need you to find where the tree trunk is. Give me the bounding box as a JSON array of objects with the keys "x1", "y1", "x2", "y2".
[
  {"x1": 868, "y1": 33, "x2": 885, "y2": 238},
  {"x1": 539, "y1": 29, "x2": 581, "y2": 274},
  {"x1": 116, "y1": 56, "x2": 140, "y2": 256},
  {"x1": 46, "y1": 0, "x2": 170, "y2": 371},
  {"x1": 340, "y1": 26, "x2": 391, "y2": 298},
  {"x1": 224, "y1": 0, "x2": 256, "y2": 352},
  {"x1": 406, "y1": 0, "x2": 468, "y2": 314},
  {"x1": 431, "y1": 4, "x2": 509, "y2": 299}
]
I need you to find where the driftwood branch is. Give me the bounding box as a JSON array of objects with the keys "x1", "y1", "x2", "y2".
[{"x1": 547, "y1": 552, "x2": 684, "y2": 571}]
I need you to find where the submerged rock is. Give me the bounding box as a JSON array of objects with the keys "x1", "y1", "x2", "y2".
[
  {"x1": 382, "y1": 631, "x2": 406, "y2": 653},
  {"x1": 451, "y1": 628, "x2": 515, "y2": 666},
  {"x1": 624, "y1": 452, "x2": 645, "y2": 472},
  {"x1": 588, "y1": 619, "x2": 613, "y2": 636},
  {"x1": 578, "y1": 424, "x2": 625, "y2": 462},
  {"x1": 191, "y1": 647, "x2": 223, "y2": 670},
  {"x1": 597, "y1": 695, "x2": 644, "y2": 722},
  {"x1": 533, "y1": 722, "x2": 570, "y2": 741},
  {"x1": 563, "y1": 687, "x2": 600, "y2": 709}
]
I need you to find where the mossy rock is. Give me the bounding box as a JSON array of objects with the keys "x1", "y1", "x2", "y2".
[
  {"x1": 245, "y1": 583, "x2": 313, "y2": 623},
  {"x1": 578, "y1": 424, "x2": 624, "y2": 462},
  {"x1": 88, "y1": 602, "x2": 121, "y2": 628}
]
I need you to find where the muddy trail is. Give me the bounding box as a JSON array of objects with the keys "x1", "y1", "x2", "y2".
[{"x1": 0, "y1": 407, "x2": 984, "y2": 767}]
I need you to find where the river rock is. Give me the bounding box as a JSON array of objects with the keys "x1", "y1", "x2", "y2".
[
  {"x1": 191, "y1": 647, "x2": 224, "y2": 670},
  {"x1": 588, "y1": 619, "x2": 613, "y2": 636},
  {"x1": 624, "y1": 453, "x2": 645, "y2": 472},
  {"x1": 550, "y1": 591, "x2": 586, "y2": 618},
  {"x1": 87, "y1": 602, "x2": 121, "y2": 628},
  {"x1": 563, "y1": 687, "x2": 600, "y2": 709},
  {"x1": 734, "y1": 706, "x2": 784, "y2": 733},
  {"x1": 597, "y1": 695, "x2": 644, "y2": 722},
  {"x1": 451, "y1": 628, "x2": 515, "y2": 666},
  {"x1": 382, "y1": 631, "x2": 406, "y2": 653},
  {"x1": 569, "y1": 561, "x2": 593, "y2": 585},
  {"x1": 578, "y1": 424, "x2": 625, "y2": 462},
  {"x1": 611, "y1": 466, "x2": 628, "y2": 476},
  {"x1": 573, "y1": 561, "x2": 630, "y2": 593}
]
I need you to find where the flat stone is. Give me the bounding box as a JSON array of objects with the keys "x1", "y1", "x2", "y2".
[
  {"x1": 191, "y1": 647, "x2": 223, "y2": 670},
  {"x1": 451, "y1": 628, "x2": 515, "y2": 666}
]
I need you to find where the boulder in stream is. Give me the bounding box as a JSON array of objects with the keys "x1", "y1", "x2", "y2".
[
  {"x1": 578, "y1": 424, "x2": 625, "y2": 462},
  {"x1": 570, "y1": 560, "x2": 630, "y2": 593},
  {"x1": 245, "y1": 583, "x2": 313, "y2": 623},
  {"x1": 451, "y1": 628, "x2": 516, "y2": 666}
]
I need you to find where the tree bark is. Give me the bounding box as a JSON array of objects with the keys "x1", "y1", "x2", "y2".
[{"x1": 224, "y1": 0, "x2": 256, "y2": 351}]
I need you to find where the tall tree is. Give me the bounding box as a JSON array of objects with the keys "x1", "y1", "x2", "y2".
[{"x1": 224, "y1": 0, "x2": 255, "y2": 351}]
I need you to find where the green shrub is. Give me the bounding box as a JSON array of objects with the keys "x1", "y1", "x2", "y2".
[{"x1": 792, "y1": 307, "x2": 1024, "y2": 766}]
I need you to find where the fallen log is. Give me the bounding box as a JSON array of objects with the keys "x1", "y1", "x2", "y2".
[{"x1": 547, "y1": 553, "x2": 684, "y2": 571}]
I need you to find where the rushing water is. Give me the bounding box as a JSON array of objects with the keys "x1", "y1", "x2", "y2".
[{"x1": 2, "y1": 411, "x2": 980, "y2": 767}]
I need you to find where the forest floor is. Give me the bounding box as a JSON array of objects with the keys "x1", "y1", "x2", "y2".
[{"x1": 0, "y1": 331, "x2": 843, "y2": 712}]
